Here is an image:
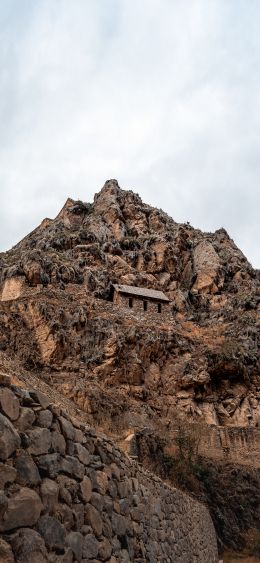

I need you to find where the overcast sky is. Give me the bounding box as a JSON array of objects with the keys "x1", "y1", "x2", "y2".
[{"x1": 0, "y1": 0, "x2": 259, "y2": 267}]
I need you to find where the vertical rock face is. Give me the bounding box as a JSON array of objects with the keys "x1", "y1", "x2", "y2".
[
  {"x1": 0, "y1": 382, "x2": 218, "y2": 562},
  {"x1": 192, "y1": 241, "x2": 224, "y2": 294},
  {"x1": 0, "y1": 277, "x2": 25, "y2": 302}
]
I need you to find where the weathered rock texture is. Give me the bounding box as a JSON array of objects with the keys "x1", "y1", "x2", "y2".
[
  {"x1": 0, "y1": 382, "x2": 218, "y2": 562},
  {"x1": 0, "y1": 179, "x2": 259, "y2": 554},
  {"x1": 0, "y1": 180, "x2": 258, "y2": 436}
]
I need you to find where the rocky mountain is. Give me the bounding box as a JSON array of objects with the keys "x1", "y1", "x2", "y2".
[
  {"x1": 0, "y1": 179, "x2": 259, "y2": 558},
  {"x1": 0, "y1": 179, "x2": 259, "y2": 428}
]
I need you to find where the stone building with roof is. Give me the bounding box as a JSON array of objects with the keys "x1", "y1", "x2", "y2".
[{"x1": 112, "y1": 284, "x2": 170, "y2": 316}]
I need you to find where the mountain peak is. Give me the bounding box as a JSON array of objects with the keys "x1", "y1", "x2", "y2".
[{"x1": 0, "y1": 180, "x2": 259, "y2": 555}]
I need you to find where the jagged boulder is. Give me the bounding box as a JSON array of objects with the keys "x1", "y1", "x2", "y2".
[
  {"x1": 192, "y1": 241, "x2": 224, "y2": 294},
  {"x1": 0, "y1": 414, "x2": 21, "y2": 461}
]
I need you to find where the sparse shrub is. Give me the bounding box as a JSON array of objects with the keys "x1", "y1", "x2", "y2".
[{"x1": 162, "y1": 424, "x2": 202, "y2": 491}]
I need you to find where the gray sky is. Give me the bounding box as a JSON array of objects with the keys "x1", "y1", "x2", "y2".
[{"x1": 0, "y1": 0, "x2": 259, "y2": 267}]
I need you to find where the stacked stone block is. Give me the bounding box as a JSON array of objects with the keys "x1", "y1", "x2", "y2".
[{"x1": 0, "y1": 380, "x2": 218, "y2": 562}]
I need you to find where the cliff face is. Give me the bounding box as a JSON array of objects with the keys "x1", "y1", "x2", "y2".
[{"x1": 0, "y1": 179, "x2": 258, "y2": 436}]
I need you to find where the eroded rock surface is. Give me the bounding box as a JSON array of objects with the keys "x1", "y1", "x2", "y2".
[
  {"x1": 0, "y1": 179, "x2": 259, "y2": 558},
  {"x1": 0, "y1": 181, "x2": 258, "y2": 436}
]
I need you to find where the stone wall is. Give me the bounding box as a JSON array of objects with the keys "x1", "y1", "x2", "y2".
[
  {"x1": 113, "y1": 292, "x2": 172, "y2": 321},
  {"x1": 198, "y1": 425, "x2": 260, "y2": 468},
  {"x1": 119, "y1": 424, "x2": 260, "y2": 471},
  {"x1": 94, "y1": 297, "x2": 173, "y2": 326},
  {"x1": 0, "y1": 380, "x2": 218, "y2": 562}
]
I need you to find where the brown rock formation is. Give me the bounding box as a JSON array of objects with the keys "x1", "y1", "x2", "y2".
[
  {"x1": 0, "y1": 180, "x2": 258, "y2": 430},
  {"x1": 0, "y1": 179, "x2": 259, "y2": 557}
]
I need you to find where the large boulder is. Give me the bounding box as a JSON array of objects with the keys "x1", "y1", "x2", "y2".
[
  {"x1": 82, "y1": 534, "x2": 99, "y2": 559},
  {"x1": 15, "y1": 454, "x2": 41, "y2": 486},
  {"x1": 192, "y1": 241, "x2": 224, "y2": 294},
  {"x1": 0, "y1": 538, "x2": 14, "y2": 563},
  {"x1": 0, "y1": 388, "x2": 20, "y2": 421},
  {"x1": 15, "y1": 407, "x2": 35, "y2": 432},
  {"x1": 37, "y1": 515, "x2": 66, "y2": 551},
  {"x1": 85, "y1": 504, "x2": 103, "y2": 537},
  {"x1": 27, "y1": 427, "x2": 52, "y2": 456},
  {"x1": 65, "y1": 531, "x2": 83, "y2": 561},
  {"x1": 40, "y1": 478, "x2": 59, "y2": 513},
  {"x1": 10, "y1": 528, "x2": 48, "y2": 563},
  {"x1": 80, "y1": 476, "x2": 92, "y2": 502},
  {"x1": 0, "y1": 463, "x2": 17, "y2": 488},
  {"x1": 0, "y1": 488, "x2": 43, "y2": 531},
  {"x1": 0, "y1": 413, "x2": 21, "y2": 461}
]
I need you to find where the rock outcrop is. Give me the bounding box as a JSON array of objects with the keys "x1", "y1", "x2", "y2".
[
  {"x1": 0, "y1": 179, "x2": 259, "y2": 556},
  {"x1": 0, "y1": 180, "x2": 258, "y2": 434}
]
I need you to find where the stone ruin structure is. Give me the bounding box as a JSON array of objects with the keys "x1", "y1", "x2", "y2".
[
  {"x1": 0, "y1": 377, "x2": 218, "y2": 562},
  {"x1": 112, "y1": 285, "x2": 170, "y2": 317}
]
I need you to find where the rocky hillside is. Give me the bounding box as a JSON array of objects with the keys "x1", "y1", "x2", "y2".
[
  {"x1": 0, "y1": 179, "x2": 259, "y2": 557},
  {"x1": 0, "y1": 179, "x2": 259, "y2": 432}
]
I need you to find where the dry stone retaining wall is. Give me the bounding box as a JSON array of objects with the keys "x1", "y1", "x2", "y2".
[
  {"x1": 198, "y1": 424, "x2": 260, "y2": 468},
  {"x1": 0, "y1": 380, "x2": 218, "y2": 562},
  {"x1": 93, "y1": 299, "x2": 173, "y2": 327}
]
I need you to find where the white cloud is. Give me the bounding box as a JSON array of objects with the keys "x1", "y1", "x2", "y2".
[{"x1": 0, "y1": 0, "x2": 259, "y2": 266}]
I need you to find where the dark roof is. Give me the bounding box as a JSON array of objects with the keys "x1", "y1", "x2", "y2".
[{"x1": 113, "y1": 284, "x2": 169, "y2": 302}]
